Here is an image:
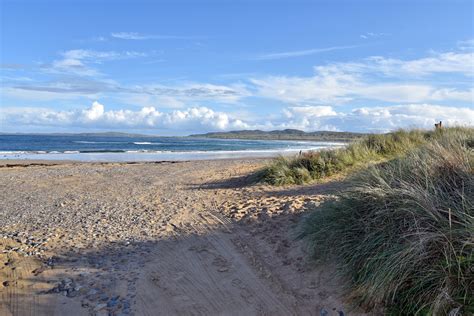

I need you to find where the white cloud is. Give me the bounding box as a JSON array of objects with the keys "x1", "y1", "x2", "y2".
[
  {"x1": 360, "y1": 32, "x2": 389, "y2": 40},
  {"x1": 2, "y1": 101, "x2": 248, "y2": 132},
  {"x1": 2, "y1": 77, "x2": 118, "y2": 100},
  {"x1": 283, "y1": 106, "x2": 336, "y2": 118},
  {"x1": 111, "y1": 32, "x2": 195, "y2": 40},
  {"x1": 251, "y1": 71, "x2": 357, "y2": 104},
  {"x1": 6, "y1": 78, "x2": 249, "y2": 106},
  {"x1": 313, "y1": 52, "x2": 474, "y2": 77},
  {"x1": 458, "y1": 39, "x2": 474, "y2": 50},
  {"x1": 111, "y1": 32, "x2": 151, "y2": 40},
  {"x1": 366, "y1": 53, "x2": 474, "y2": 76},
  {"x1": 254, "y1": 45, "x2": 357, "y2": 60},
  {"x1": 262, "y1": 104, "x2": 474, "y2": 133},
  {"x1": 2, "y1": 86, "x2": 98, "y2": 101},
  {"x1": 82, "y1": 101, "x2": 105, "y2": 120},
  {"x1": 48, "y1": 49, "x2": 147, "y2": 76},
  {"x1": 342, "y1": 104, "x2": 474, "y2": 132},
  {"x1": 2, "y1": 103, "x2": 472, "y2": 134},
  {"x1": 124, "y1": 83, "x2": 250, "y2": 103},
  {"x1": 251, "y1": 50, "x2": 474, "y2": 104}
]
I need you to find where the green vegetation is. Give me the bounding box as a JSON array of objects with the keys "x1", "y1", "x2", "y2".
[
  {"x1": 298, "y1": 127, "x2": 473, "y2": 314},
  {"x1": 190, "y1": 128, "x2": 365, "y2": 141},
  {"x1": 259, "y1": 129, "x2": 467, "y2": 185}
]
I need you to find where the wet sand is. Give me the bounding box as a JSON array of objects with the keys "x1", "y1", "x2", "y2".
[{"x1": 0, "y1": 159, "x2": 362, "y2": 315}]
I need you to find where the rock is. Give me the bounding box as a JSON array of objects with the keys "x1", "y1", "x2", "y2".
[
  {"x1": 107, "y1": 295, "x2": 120, "y2": 307},
  {"x1": 87, "y1": 288, "x2": 98, "y2": 296},
  {"x1": 99, "y1": 294, "x2": 109, "y2": 301},
  {"x1": 62, "y1": 278, "x2": 72, "y2": 285},
  {"x1": 67, "y1": 289, "x2": 79, "y2": 297}
]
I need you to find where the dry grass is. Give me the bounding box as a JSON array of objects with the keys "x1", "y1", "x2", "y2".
[
  {"x1": 299, "y1": 127, "x2": 474, "y2": 314},
  {"x1": 258, "y1": 128, "x2": 457, "y2": 185}
]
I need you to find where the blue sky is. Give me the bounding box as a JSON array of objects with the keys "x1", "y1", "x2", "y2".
[{"x1": 1, "y1": 0, "x2": 473, "y2": 135}]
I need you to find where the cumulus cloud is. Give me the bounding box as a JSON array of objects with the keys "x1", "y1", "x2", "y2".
[
  {"x1": 82, "y1": 101, "x2": 105, "y2": 120},
  {"x1": 265, "y1": 104, "x2": 474, "y2": 132},
  {"x1": 2, "y1": 102, "x2": 472, "y2": 134},
  {"x1": 2, "y1": 101, "x2": 248, "y2": 133}
]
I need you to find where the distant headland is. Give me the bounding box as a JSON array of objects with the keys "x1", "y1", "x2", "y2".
[
  {"x1": 1, "y1": 129, "x2": 366, "y2": 141},
  {"x1": 189, "y1": 129, "x2": 366, "y2": 141}
]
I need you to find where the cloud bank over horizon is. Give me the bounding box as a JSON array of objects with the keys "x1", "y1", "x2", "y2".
[{"x1": 2, "y1": 101, "x2": 472, "y2": 135}]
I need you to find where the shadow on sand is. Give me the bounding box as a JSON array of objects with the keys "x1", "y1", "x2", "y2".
[{"x1": 1, "y1": 176, "x2": 357, "y2": 316}]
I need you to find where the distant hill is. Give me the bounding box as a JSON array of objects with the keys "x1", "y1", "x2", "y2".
[
  {"x1": 1, "y1": 130, "x2": 367, "y2": 141},
  {"x1": 190, "y1": 129, "x2": 366, "y2": 141}
]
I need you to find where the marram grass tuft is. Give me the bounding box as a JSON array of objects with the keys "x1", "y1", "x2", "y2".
[
  {"x1": 259, "y1": 128, "x2": 472, "y2": 186},
  {"x1": 299, "y1": 128, "x2": 474, "y2": 314}
]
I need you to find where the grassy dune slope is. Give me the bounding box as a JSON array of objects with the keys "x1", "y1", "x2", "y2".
[
  {"x1": 259, "y1": 128, "x2": 472, "y2": 186},
  {"x1": 290, "y1": 128, "x2": 473, "y2": 314}
]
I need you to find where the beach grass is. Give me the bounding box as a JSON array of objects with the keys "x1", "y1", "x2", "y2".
[
  {"x1": 298, "y1": 127, "x2": 474, "y2": 314},
  {"x1": 258, "y1": 128, "x2": 473, "y2": 185}
]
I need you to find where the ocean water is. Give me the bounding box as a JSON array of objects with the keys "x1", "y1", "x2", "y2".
[{"x1": 0, "y1": 134, "x2": 346, "y2": 161}]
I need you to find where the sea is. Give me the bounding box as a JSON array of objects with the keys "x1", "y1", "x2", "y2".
[{"x1": 0, "y1": 134, "x2": 346, "y2": 162}]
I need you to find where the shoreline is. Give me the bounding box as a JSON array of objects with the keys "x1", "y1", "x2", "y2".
[
  {"x1": 0, "y1": 148, "x2": 314, "y2": 163},
  {"x1": 0, "y1": 157, "x2": 270, "y2": 168}
]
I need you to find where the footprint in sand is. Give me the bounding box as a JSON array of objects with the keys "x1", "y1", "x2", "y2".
[
  {"x1": 212, "y1": 255, "x2": 230, "y2": 272},
  {"x1": 230, "y1": 278, "x2": 254, "y2": 303},
  {"x1": 231, "y1": 278, "x2": 243, "y2": 288}
]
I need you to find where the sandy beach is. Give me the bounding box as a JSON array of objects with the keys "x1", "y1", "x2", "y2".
[{"x1": 0, "y1": 159, "x2": 360, "y2": 316}]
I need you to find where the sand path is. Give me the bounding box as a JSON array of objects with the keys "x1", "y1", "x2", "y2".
[{"x1": 0, "y1": 159, "x2": 359, "y2": 315}]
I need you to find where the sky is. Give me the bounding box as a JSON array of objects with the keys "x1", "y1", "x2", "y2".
[{"x1": 1, "y1": 0, "x2": 473, "y2": 135}]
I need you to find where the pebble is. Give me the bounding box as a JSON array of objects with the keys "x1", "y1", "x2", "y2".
[
  {"x1": 93, "y1": 303, "x2": 107, "y2": 311},
  {"x1": 87, "y1": 288, "x2": 98, "y2": 296}
]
